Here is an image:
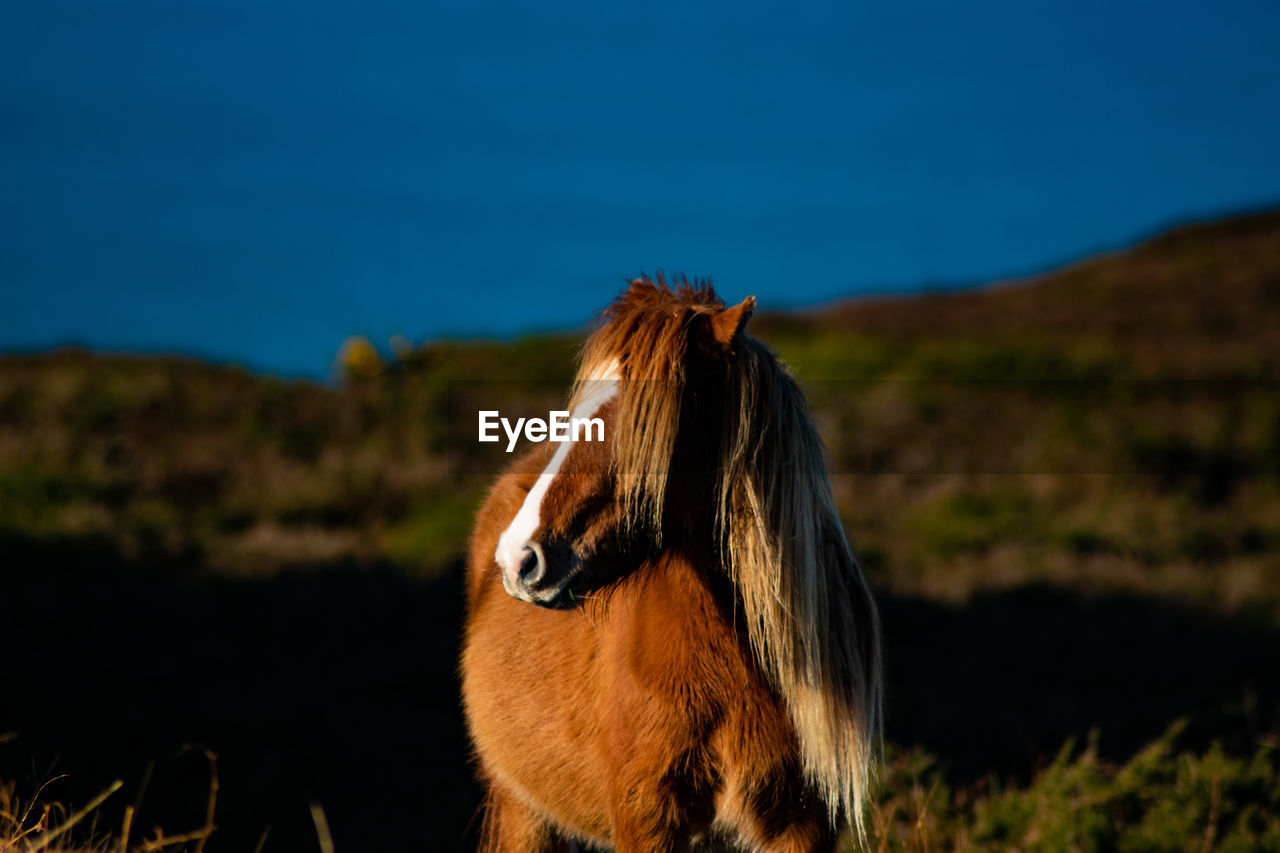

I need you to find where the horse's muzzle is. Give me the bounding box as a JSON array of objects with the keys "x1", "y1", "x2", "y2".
[{"x1": 499, "y1": 542, "x2": 581, "y2": 608}]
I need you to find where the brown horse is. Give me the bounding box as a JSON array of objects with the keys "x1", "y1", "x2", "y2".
[{"x1": 461, "y1": 279, "x2": 882, "y2": 852}]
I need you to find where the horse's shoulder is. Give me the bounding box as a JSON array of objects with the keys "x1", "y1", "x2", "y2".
[{"x1": 611, "y1": 555, "x2": 747, "y2": 702}]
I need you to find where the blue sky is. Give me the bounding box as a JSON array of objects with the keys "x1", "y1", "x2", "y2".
[{"x1": 2, "y1": 0, "x2": 1279, "y2": 376}]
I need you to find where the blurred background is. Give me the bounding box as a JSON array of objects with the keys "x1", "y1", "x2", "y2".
[
  {"x1": 2, "y1": 0, "x2": 1279, "y2": 850},
  {"x1": 4, "y1": 0, "x2": 1280, "y2": 375}
]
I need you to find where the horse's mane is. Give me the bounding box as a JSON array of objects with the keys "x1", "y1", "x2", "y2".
[
  {"x1": 718, "y1": 334, "x2": 883, "y2": 839},
  {"x1": 575, "y1": 277, "x2": 884, "y2": 839}
]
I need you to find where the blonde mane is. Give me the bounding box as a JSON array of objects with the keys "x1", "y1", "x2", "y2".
[
  {"x1": 718, "y1": 335, "x2": 883, "y2": 840},
  {"x1": 573, "y1": 277, "x2": 884, "y2": 839}
]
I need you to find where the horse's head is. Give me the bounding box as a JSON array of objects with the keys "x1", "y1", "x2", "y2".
[{"x1": 493, "y1": 277, "x2": 754, "y2": 607}]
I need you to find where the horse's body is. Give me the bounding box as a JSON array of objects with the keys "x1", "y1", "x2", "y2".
[{"x1": 461, "y1": 281, "x2": 881, "y2": 852}]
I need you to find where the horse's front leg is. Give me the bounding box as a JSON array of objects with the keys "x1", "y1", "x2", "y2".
[
  {"x1": 755, "y1": 824, "x2": 838, "y2": 853},
  {"x1": 480, "y1": 782, "x2": 572, "y2": 853},
  {"x1": 730, "y1": 784, "x2": 840, "y2": 853},
  {"x1": 605, "y1": 772, "x2": 705, "y2": 853},
  {"x1": 608, "y1": 811, "x2": 693, "y2": 853}
]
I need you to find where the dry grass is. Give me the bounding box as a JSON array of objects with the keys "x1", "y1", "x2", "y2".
[
  {"x1": 0, "y1": 752, "x2": 216, "y2": 853},
  {"x1": 1, "y1": 755, "x2": 340, "y2": 853}
]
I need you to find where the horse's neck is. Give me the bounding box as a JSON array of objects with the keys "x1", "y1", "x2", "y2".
[{"x1": 628, "y1": 547, "x2": 755, "y2": 670}]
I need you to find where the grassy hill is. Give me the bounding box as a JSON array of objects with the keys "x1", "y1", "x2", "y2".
[{"x1": 2, "y1": 210, "x2": 1279, "y2": 850}]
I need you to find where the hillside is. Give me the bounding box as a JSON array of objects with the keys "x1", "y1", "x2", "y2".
[
  {"x1": 2, "y1": 209, "x2": 1279, "y2": 851},
  {"x1": 6, "y1": 211, "x2": 1278, "y2": 608},
  {"x1": 771, "y1": 208, "x2": 1280, "y2": 372}
]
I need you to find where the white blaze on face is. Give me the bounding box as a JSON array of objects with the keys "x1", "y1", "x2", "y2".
[{"x1": 494, "y1": 360, "x2": 620, "y2": 592}]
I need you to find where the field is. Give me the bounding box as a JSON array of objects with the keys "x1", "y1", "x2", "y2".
[{"x1": 2, "y1": 210, "x2": 1279, "y2": 850}]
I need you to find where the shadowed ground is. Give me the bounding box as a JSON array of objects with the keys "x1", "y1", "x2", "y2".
[
  {"x1": 1, "y1": 536, "x2": 480, "y2": 852},
  {"x1": 3, "y1": 533, "x2": 1276, "y2": 851}
]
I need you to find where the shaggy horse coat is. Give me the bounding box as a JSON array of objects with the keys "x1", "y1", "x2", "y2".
[{"x1": 462, "y1": 280, "x2": 882, "y2": 852}]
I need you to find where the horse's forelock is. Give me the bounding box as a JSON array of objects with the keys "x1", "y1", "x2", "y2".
[{"x1": 572, "y1": 276, "x2": 723, "y2": 538}]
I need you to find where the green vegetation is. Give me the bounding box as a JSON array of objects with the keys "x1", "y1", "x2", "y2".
[
  {"x1": 3, "y1": 210, "x2": 1279, "y2": 850},
  {"x1": 863, "y1": 724, "x2": 1280, "y2": 852},
  {"x1": 0, "y1": 342, "x2": 573, "y2": 577}
]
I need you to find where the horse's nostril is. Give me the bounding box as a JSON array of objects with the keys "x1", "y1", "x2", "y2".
[{"x1": 518, "y1": 544, "x2": 546, "y2": 585}]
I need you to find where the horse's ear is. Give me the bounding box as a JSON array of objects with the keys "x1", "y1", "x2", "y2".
[{"x1": 709, "y1": 296, "x2": 756, "y2": 351}]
